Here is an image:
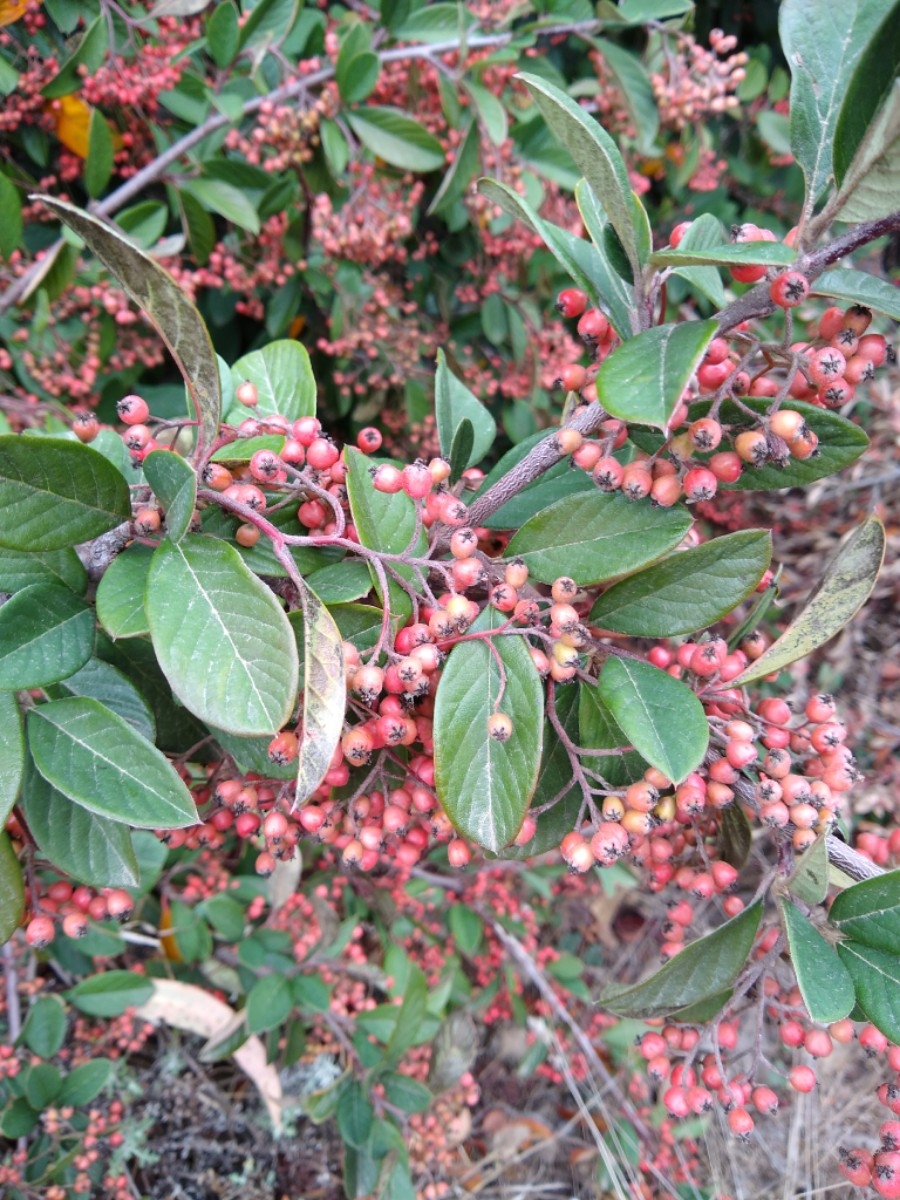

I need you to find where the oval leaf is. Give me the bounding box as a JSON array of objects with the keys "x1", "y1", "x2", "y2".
[
  {"x1": 146, "y1": 535, "x2": 299, "y2": 735},
  {"x1": 434, "y1": 348, "x2": 496, "y2": 469},
  {"x1": 788, "y1": 834, "x2": 830, "y2": 905},
  {"x1": 58, "y1": 658, "x2": 155, "y2": 742},
  {"x1": 27, "y1": 697, "x2": 197, "y2": 829},
  {"x1": 22, "y1": 995, "x2": 67, "y2": 1059},
  {"x1": 95, "y1": 544, "x2": 153, "y2": 638},
  {"x1": 601, "y1": 901, "x2": 762, "y2": 1018},
  {"x1": 21, "y1": 756, "x2": 140, "y2": 888},
  {"x1": 0, "y1": 435, "x2": 130, "y2": 552},
  {"x1": 294, "y1": 581, "x2": 345, "y2": 808},
  {"x1": 230, "y1": 340, "x2": 316, "y2": 423},
  {"x1": 66, "y1": 970, "x2": 154, "y2": 1017},
  {"x1": 597, "y1": 319, "x2": 718, "y2": 429},
  {"x1": 589, "y1": 531, "x2": 772, "y2": 636},
  {"x1": 346, "y1": 108, "x2": 444, "y2": 172},
  {"x1": 0, "y1": 831, "x2": 24, "y2": 945},
  {"x1": 506, "y1": 491, "x2": 692, "y2": 586},
  {"x1": 33, "y1": 197, "x2": 221, "y2": 461},
  {"x1": 837, "y1": 941, "x2": 900, "y2": 1043},
  {"x1": 734, "y1": 516, "x2": 885, "y2": 685},
  {"x1": 0, "y1": 691, "x2": 24, "y2": 825},
  {"x1": 0, "y1": 583, "x2": 94, "y2": 689},
  {"x1": 433, "y1": 611, "x2": 544, "y2": 853},
  {"x1": 0, "y1": 546, "x2": 87, "y2": 595},
  {"x1": 830, "y1": 870, "x2": 900, "y2": 953},
  {"x1": 781, "y1": 899, "x2": 856, "y2": 1024},
  {"x1": 597, "y1": 657, "x2": 708, "y2": 784},
  {"x1": 58, "y1": 1059, "x2": 114, "y2": 1107},
  {"x1": 246, "y1": 974, "x2": 293, "y2": 1035},
  {"x1": 811, "y1": 267, "x2": 900, "y2": 323},
  {"x1": 142, "y1": 449, "x2": 197, "y2": 543}
]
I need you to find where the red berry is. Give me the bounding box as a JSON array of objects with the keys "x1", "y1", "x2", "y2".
[
  {"x1": 356, "y1": 427, "x2": 382, "y2": 453},
  {"x1": 25, "y1": 915, "x2": 56, "y2": 948},
  {"x1": 576, "y1": 308, "x2": 609, "y2": 344},
  {"x1": 556, "y1": 288, "x2": 588, "y2": 319},
  {"x1": 769, "y1": 270, "x2": 809, "y2": 308},
  {"x1": 117, "y1": 394, "x2": 150, "y2": 425}
]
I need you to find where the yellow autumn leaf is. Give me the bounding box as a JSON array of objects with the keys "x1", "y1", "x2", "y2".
[
  {"x1": 0, "y1": 0, "x2": 34, "y2": 28},
  {"x1": 45, "y1": 94, "x2": 122, "y2": 158}
]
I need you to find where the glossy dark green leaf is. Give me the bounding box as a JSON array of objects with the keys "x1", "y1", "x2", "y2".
[
  {"x1": 346, "y1": 108, "x2": 444, "y2": 172},
  {"x1": 0, "y1": 832, "x2": 25, "y2": 946},
  {"x1": 589, "y1": 531, "x2": 772, "y2": 636},
  {"x1": 838, "y1": 941, "x2": 900, "y2": 1043},
  {"x1": 41, "y1": 15, "x2": 108, "y2": 98},
  {"x1": 27, "y1": 697, "x2": 197, "y2": 828},
  {"x1": 734, "y1": 516, "x2": 885, "y2": 686},
  {"x1": 22, "y1": 995, "x2": 67, "y2": 1058},
  {"x1": 505, "y1": 491, "x2": 691, "y2": 586},
  {"x1": 788, "y1": 834, "x2": 830, "y2": 906},
  {"x1": 597, "y1": 319, "x2": 717, "y2": 429},
  {"x1": 434, "y1": 609, "x2": 544, "y2": 853},
  {"x1": 21, "y1": 756, "x2": 140, "y2": 888},
  {"x1": 830, "y1": 870, "x2": 900, "y2": 953},
  {"x1": 35, "y1": 197, "x2": 221, "y2": 461},
  {"x1": 230, "y1": 340, "x2": 316, "y2": 423},
  {"x1": 781, "y1": 0, "x2": 893, "y2": 204},
  {"x1": 811, "y1": 268, "x2": 900, "y2": 323},
  {"x1": 781, "y1": 899, "x2": 855, "y2": 1023},
  {"x1": 0, "y1": 546, "x2": 86, "y2": 595},
  {"x1": 206, "y1": 0, "x2": 239, "y2": 66},
  {"x1": 142, "y1": 449, "x2": 197, "y2": 543},
  {"x1": 84, "y1": 107, "x2": 114, "y2": 199},
  {"x1": 0, "y1": 690, "x2": 22, "y2": 828},
  {"x1": 518, "y1": 73, "x2": 641, "y2": 275},
  {"x1": 146, "y1": 535, "x2": 299, "y2": 735},
  {"x1": 294, "y1": 579, "x2": 345, "y2": 807},
  {"x1": 0, "y1": 583, "x2": 93, "y2": 689},
  {"x1": 0, "y1": 435, "x2": 131, "y2": 552},
  {"x1": 448, "y1": 419, "x2": 475, "y2": 484},
  {"x1": 600, "y1": 901, "x2": 762, "y2": 1018},
  {"x1": 597, "y1": 657, "x2": 708, "y2": 784},
  {"x1": 435, "y1": 348, "x2": 496, "y2": 469},
  {"x1": 95, "y1": 544, "x2": 152, "y2": 639},
  {"x1": 66, "y1": 971, "x2": 153, "y2": 1018},
  {"x1": 58, "y1": 1059, "x2": 114, "y2": 1107}
]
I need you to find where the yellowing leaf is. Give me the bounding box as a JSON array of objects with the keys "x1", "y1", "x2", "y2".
[
  {"x1": 47, "y1": 96, "x2": 121, "y2": 158},
  {"x1": 0, "y1": 0, "x2": 34, "y2": 28}
]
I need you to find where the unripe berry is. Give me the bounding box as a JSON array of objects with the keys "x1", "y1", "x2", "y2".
[
  {"x1": 788, "y1": 1064, "x2": 816, "y2": 1093},
  {"x1": 447, "y1": 838, "x2": 471, "y2": 868},
  {"x1": 734, "y1": 429, "x2": 769, "y2": 466},
  {"x1": 73, "y1": 412, "x2": 100, "y2": 442},
  {"x1": 487, "y1": 712, "x2": 513, "y2": 742},
  {"x1": 235, "y1": 381, "x2": 258, "y2": 407}
]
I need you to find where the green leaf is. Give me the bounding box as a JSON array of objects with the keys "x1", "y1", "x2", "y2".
[
  {"x1": 21, "y1": 756, "x2": 140, "y2": 888},
  {"x1": 0, "y1": 1098, "x2": 39, "y2": 1139},
  {"x1": 597, "y1": 657, "x2": 708, "y2": 785},
  {"x1": 338, "y1": 1080, "x2": 375, "y2": 1149},
  {"x1": 0, "y1": 546, "x2": 87, "y2": 595},
  {"x1": 448, "y1": 419, "x2": 475, "y2": 485},
  {"x1": 66, "y1": 971, "x2": 153, "y2": 1018},
  {"x1": 305, "y1": 561, "x2": 372, "y2": 605},
  {"x1": 142, "y1": 450, "x2": 197, "y2": 543},
  {"x1": 830, "y1": 870, "x2": 900, "y2": 953},
  {"x1": 116, "y1": 201, "x2": 169, "y2": 249},
  {"x1": 719, "y1": 804, "x2": 752, "y2": 870},
  {"x1": 178, "y1": 187, "x2": 216, "y2": 266},
  {"x1": 381, "y1": 1073, "x2": 431, "y2": 1114},
  {"x1": 578, "y1": 680, "x2": 647, "y2": 786},
  {"x1": 58, "y1": 657, "x2": 155, "y2": 741},
  {"x1": 34, "y1": 197, "x2": 221, "y2": 461},
  {"x1": 434, "y1": 348, "x2": 496, "y2": 469},
  {"x1": 41, "y1": 15, "x2": 108, "y2": 98},
  {"x1": 0, "y1": 583, "x2": 93, "y2": 690},
  {"x1": 0, "y1": 832, "x2": 25, "y2": 944},
  {"x1": 27, "y1": 697, "x2": 198, "y2": 828},
  {"x1": 166, "y1": 898, "x2": 212, "y2": 963},
  {"x1": 246, "y1": 973, "x2": 293, "y2": 1035},
  {"x1": 811, "y1": 267, "x2": 900, "y2": 323},
  {"x1": 734, "y1": 516, "x2": 885, "y2": 686},
  {"x1": 26, "y1": 1063, "x2": 62, "y2": 1109},
  {"x1": 0, "y1": 435, "x2": 131, "y2": 552},
  {"x1": 96, "y1": 544, "x2": 153, "y2": 638},
  {"x1": 58, "y1": 1059, "x2": 114, "y2": 1107},
  {"x1": 337, "y1": 50, "x2": 380, "y2": 104},
  {"x1": 832, "y1": 80, "x2": 900, "y2": 223},
  {"x1": 206, "y1": 0, "x2": 239, "y2": 66},
  {"x1": 385, "y1": 962, "x2": 428, "y2": 1063},
  {"x1": 433, "y1": 609, "x2": 543, "y2": 853},
  {"x1": 663, "y1": 213, "x2": 727, "y2": 308},
  {"x1": 146, "y1": 535, "x2": 299, "y2": 735},
  {"x1": 780, "y1": 0, "x2": 890, "y2": 204},
  {"x1": 294, "y1": 580, "x2": 346, "y2": 807},
  {"x1": 600, "y1": 901, "x2": 762, "y2": 1018},
  {"x1": 448, "y1": 907, "x2": 483, "y2": 955},
  {"x1": 597, "y1": 319, "x2": 718, "y2": 429},
  {"x1": 230, "y1": 340, "x2": 316, "y2": 423},
  {"x1": 789, "y1": 834, "x2": 830, "y2": 906},
  {"x1": 393, "y1": 3, "x2": 475, "y2": 40},
  {"x1": 203, "y1": 892, "x2": 246, "y2": 941},
  {"x1": 84, "y1": 107, "x2": 114, "y2": 199},
  {"x1": 22, "y1": 995, "x2": 67, "y2": 1058},
  {"x1": 837, "y1": 941, "x2": 900, "y2": 1043},
  {"x1": 236, "y1": 0, "x2": 298, "y2": 50},
  {"x1": 652, "y1": 242, "x2": 796, "y2": 269},
  {"x1": 781, "y1": 899, "x2": 856, "y2": 1024},
  {"x1": 346, "y1": 108, "x2": 445, "y2": 172},
  {"x1": 518, "y1": 72, "x2": 641, "y2": 276},
  {"x1": 588, "y1": 531, "x2": 772, "y2": 637},
  {"x1": 0, "y1": 173, "x2": 23, "y2": 260},
  {"x1": 465, "y1": 79, "x2": 508, "y2": 146},
  {"x1": 588, "y1": 38, "x2": 658, "y2": 155},
  {"x1": 0, "y1": 693, "x2": 23, "y2": 825},
  {"x1": 182, "y1": 178, "x2": 260, "y2": 235},
  {"x1": 833, "y1": 2, "x2": 900, "y2": 189},
  {"x1": 505, "y1": 491, "x2": 692, "y2": 586}
]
